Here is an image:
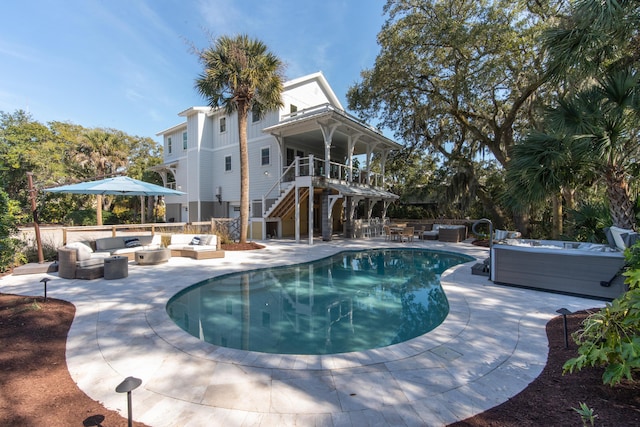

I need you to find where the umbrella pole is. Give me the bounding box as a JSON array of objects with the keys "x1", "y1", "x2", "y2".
[
  {"x1": 140, "y1": 195, "x2": 145, "y2": 224},
  {"x1": 96, "y1": 195, "x2": 103, "y2": 226}
]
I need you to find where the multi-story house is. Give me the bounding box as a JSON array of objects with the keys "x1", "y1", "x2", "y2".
[{"x1": 153, "y1": 72, "x2": 400, "y2": 243}]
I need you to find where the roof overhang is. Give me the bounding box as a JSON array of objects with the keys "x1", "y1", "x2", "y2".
[{"x1": 263, "y1": 104, "x2": 401, "y2": 154}]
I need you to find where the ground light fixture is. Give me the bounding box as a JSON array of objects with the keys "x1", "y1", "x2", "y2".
[
  {"x1": 39, "y1": 277, "x2": 51, "y2": 302},
  {"x1": 556, "y1": 308, "x2": 573, "y2": 348},
  {"x1": 115, "y1": 376, "x2": 142, "y2": 427}
]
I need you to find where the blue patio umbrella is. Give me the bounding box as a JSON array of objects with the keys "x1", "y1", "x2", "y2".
[{"x1": 44, "y1": 176, "x2": 185, "y2": 224}]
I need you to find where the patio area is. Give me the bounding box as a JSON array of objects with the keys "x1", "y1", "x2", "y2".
[{"x1": 0, "y1": 237, "x2": 606, "y2": 426}]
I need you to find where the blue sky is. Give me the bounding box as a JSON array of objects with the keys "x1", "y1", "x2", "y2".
[{"x1": 1, "y1": 0, "x2": 387, "y2": 143}]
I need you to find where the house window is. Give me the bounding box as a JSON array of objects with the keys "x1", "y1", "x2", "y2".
[
  {"x1": 290, "y1": 104, "x2": 298, "y2": 115},
  {"x1": 167, "y1": 137, "x2": 172, "y2": 154},
  {"x1": 225, "y1": 155, "x2": 232, "y2": 171},
  {"x1": 286, "y1": 148, "x2": 294, "y2": 165},
  {"x1": 252, "y1": 107, "x2": 260, "y2": 123},
  {"x1": 219, "y1": 117, "x2": 226, "y2": 133},
  {"x1": 182, "y1": 132, "x2": 187, "y2": 150},
  {"x1": 261, "y1": 147, "x2": 270, "y2": 166}
]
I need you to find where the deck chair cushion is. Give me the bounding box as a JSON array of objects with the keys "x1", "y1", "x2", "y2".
[{"x1": 66, "y1": 241, "x2": 93, "y2": 261}]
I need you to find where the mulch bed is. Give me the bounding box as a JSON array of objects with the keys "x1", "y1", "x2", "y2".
[
  {"x1": 1, "y1": 293, "x2": 639, "y2": 426},
  {"x1": 221, "y1": 242, "x2": 265, "y2": 251},
  {"x1": 0, "y1": 294, "x2": 150, "y2": 427}
]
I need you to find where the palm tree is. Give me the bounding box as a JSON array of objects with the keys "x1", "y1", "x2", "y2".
[
  {"x1": 195, "y1": 35, "x2": 284, "y2": 243},
  {"x1": 535, "y1": 0, "x2": 640, "y2": 230},
  {"x1": 544, "y1": 0, "x2": 639, "y2": 79},
  {"x1": 509, "y1": 69, "x2": 640, "y2": 231},
  {"x1": 72, "y1": 129, "x2": 128, "y2": 225}
]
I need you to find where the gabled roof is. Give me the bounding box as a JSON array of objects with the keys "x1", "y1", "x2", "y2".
[
  {"x1": 283, "y1": 71, "x2": 343, "y2": 109},
  {"x1": 155, "y1": 121, "x2": 187, "y2": 136}
]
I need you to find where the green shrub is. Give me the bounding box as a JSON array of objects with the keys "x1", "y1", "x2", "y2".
[
  {"x1": 0, "y1": 190, "x2": 20, "y2": 272},
  {"x1": 563, "y1": 243, "x2": 640, "y2": 385}
]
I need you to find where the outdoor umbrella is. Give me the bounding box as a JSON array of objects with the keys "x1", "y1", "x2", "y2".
[{"x1": 44, "y1": 176, "x2": 185, "y2": 224}]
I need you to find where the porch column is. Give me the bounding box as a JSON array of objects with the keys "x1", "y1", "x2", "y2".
[
  {"x1": 344, "y1": 197, "x2": 353, "y2": 238},
  {"x1": 320, "y1": 123, "x2": 339, "y2": 179},
  {"x1": 308, "y1": 183, "x2": 313, "y2": 245},
  {"x1": 322, "y1": 189, "x2": 331, "y2": 241},
  {"x1": 364, "y1": 142, "x2": 379, "y2": 186},
  {"x1": 380, "y1": 150, "x2": 389, "y2": 187},
  {"x1": 295, "y1": 185, "x2": 300, "y2": 243},
  {"x1": 346, "y1": 134, "x2": 361, "y2": 183}
]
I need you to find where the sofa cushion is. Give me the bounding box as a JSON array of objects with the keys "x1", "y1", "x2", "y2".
[
  {"x1": 190, "y1": 236, "x2": 201, "y2": 245},
  {"x1": 609, "y1": 226, "x2": 635, "y2": 251},
  {"x1": 66, "y1": 242, "x2": 93, "y2": 261},
  {"x1": 77, "y1": 257, "x2": 106, "y2": 268}
]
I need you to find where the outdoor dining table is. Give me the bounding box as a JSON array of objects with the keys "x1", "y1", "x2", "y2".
[{"x1": 389, "y1": 226, "x2": 404, "y2": 240}]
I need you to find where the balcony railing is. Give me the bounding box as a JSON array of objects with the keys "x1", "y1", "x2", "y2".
[
  {"x1": 262, "y1": 155, "x2": 386, "y2": 217},
  {"x1": 282, "y1": 156, "x2": 384, "y2": 187}
]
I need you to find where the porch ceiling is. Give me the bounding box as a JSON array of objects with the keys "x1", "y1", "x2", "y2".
[{"x1": 263, "y1": 105, "x2": 401, "y2": 155}]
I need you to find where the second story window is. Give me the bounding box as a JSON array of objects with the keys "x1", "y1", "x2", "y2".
[
  {"x1": 252, "y1": 107, "x2": 260, "y2": 123},
  {"x1": 219, "y1": 117, "x2": 226, "y2": 133},
  {"x1": 167, "y1": 137, "x2": 172, "y2": 154},
  {"x1": 182, "y1": 132, "x2": 187, "y2": 150},
  {"x1": 261, "y1": 147, "x2": 270, "y2": 166},
  {"x1": 290, "y1": 104, "x2": 298, "y2": 115},
  {"x1": 225, "y1": 155, "x2": 232, "y2": 171}
]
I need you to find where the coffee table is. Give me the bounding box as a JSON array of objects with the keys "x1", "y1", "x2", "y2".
[{"x1": 135, "y1": 248, "x2": 171, "y2": 265}]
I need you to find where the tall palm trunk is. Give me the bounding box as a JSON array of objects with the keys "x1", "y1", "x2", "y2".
[
  {"x1": 552, "y1": 192, "x2": 562, "y2": 239},
  {"x1": 606, "y1": 168, "x2": 635, "y2": 229},
  {"x1": 238, "y1": 102, "x2": 250, "y2": 243}
]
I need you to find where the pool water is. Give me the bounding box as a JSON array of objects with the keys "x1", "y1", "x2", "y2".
[{"x1": 167, "y1": 249, "x2": 473, "y2": 355}]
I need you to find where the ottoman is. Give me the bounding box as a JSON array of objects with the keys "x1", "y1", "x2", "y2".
[{"x1": 104, "y1": 256, "x2": 129, "y2": 280}]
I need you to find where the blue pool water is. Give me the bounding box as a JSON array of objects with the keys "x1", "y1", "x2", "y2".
[{"x1": 167, "y1": 249, "x2": 473, "y2": 355}]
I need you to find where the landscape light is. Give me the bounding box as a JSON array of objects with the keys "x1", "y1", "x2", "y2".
[
  {"x1": 556, "y1": 308, "x2": 573, "y2": 348},
  {"x1": 40, "y1": 277, "x2": 51, "y2": 302},
  {"x1": 115, "y1": 376, "x2": 142, "y2": 427}
]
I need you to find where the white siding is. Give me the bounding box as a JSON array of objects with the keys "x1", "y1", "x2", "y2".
[
  {"x1": 282, "y1": 80, "x2": 334, "y2": 112},
  {"x1": 248, "y1": 135, "x2": 280, "y2": 201}
]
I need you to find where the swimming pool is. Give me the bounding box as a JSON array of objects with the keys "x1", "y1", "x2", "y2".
[{"x1": 167, "y1": 248, "x2": 473, "y2": 355}]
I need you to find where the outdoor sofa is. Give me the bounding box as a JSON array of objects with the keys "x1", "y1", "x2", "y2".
[
  {"x1": 491, "y1": 237, "x2": 628, "y2": 300},
  {"x1": 167, "y1": 234, "x2": 225, "y2": 260},
  {"x1": 94, "y1": 234, "x2": 162, "y2": 261},
  {"x1": 58, "y1": 235, "x2": 162, "y2": 279},
  {"x1": 421, "y1": 224, "x2": 467, "y2": 242}
]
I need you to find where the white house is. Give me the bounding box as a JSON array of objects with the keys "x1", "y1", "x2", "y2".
[{"x1": 153, "y1": 72, "x2": 400, "y2": 243}]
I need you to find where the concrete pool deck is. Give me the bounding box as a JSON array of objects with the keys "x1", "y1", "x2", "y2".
[{"x1": 1, "y1": 238, "x2": 606, "y2": 426}]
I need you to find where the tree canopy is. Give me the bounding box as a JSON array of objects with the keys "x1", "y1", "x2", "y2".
[
  {"x1": 348, "y1": 0, "x2": 564, "y2": 228},
  {"x1": 0, "y1": 110, "x2": 163, "y2": 225}
]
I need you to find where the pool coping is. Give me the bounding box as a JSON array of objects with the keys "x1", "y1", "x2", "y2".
[{"x1": 1, "y1": 238, "x2": 607, "y2": 426}]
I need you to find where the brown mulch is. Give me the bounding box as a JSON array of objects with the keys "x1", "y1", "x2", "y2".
[
  {"x1": 1, "y1": 293, "x2": 639, "y2": 426},
  {"x1": 221, "y1": 242, "x2": 265, "y2": 251},
  {"x1": 0, "y1": 294, "x2": 150, "y2": 426}
]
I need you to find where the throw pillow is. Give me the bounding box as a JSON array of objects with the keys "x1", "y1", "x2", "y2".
[
  {"x1": 199, "y1": 235, "x2": 212, "y2": 246},
  {"x1": 124, "y1": 238, "x2": 141, "y2": 248},
  {"x1": 190, "y1": 236, "x2": 201, "y2": 245}
]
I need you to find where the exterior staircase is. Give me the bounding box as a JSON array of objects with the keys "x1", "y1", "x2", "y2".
[{"x1": 265, "y1": 183, "x2": 310, "y2": 219}]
